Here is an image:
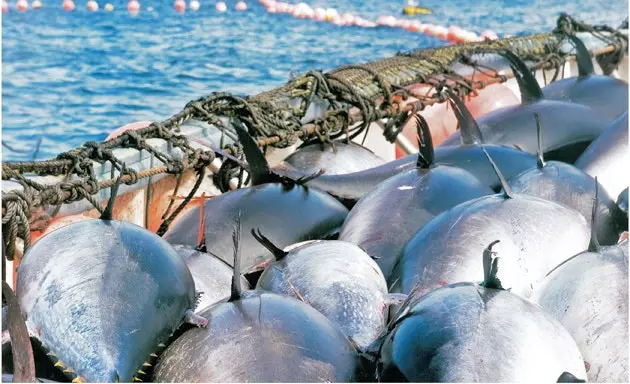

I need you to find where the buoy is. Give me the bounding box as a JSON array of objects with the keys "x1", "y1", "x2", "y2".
[
  {"x1": 324, "y1": 7, "x2": 338, "y2": 21},
  {"x1": 376, "y1": 15, "x2": 397, "y2": 27},
  {"x1": 105, "y1": 121, "x2": 152, "y2": 141},
  {"x1": 447, "y1": 25, "x2": 465, "y2": 42},
  {"x1": 62, "y1": 0, "x2": 75, "y2": 11},
  {"x1": 104, "y1": 2, "x2": 112, "y2": 10},
  {"x1": 32, "y1": 0, "x2": 41, "y2": 9},
  {"x1": 215, "y1": 1, "x2": 226, "y2": 12},
  {"x1": 340, "y1": 12, "x2": 355, "y2": 26},
  {"x1": 86, "y1": 0, "x2": 98, "y2": 11},
  {"x1": 481, "y1": 29, "x2": 498, "y2": 40},
  {"x1": 127, "y1": 0, "x2": 139, "y2": 13},
  {"x1": 266, "y1": 3, "x2": 275, "y2": 13},
  {"x1": 312, "y1": 7, "x2": 325, "y2": 21},
  {"x1": 2, "y1": 0, "x2": 8, "y2": 12},
  {"x1": 16, "y1": 0, "x2": 28, "y2": 11},
  {"x1": 235, "y1": 0, "x2": 246, "y2": 11},
  {"x1": 189, "y1": 0, "x2": 199, "y2": 11},
  {"x1": 174, "y1": 0, "x2": 185, "y2": 12}
]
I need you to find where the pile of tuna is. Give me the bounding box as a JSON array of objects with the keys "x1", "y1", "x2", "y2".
[{"x1": 2, "y1": 38, "x2": 628, "y2": 383}]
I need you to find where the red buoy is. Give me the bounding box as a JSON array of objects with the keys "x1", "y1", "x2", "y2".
[
  {"x1": 2, "y1": 0, "x2": 8, "y2": 12},
  {"x1": 86, "y1": 0, "x2": 98, "y2": 11},
  {"x1": 16, "y1": 0, "x2": 28, "y2": 11},
  {"x1": 62, "y1": 0, "x2": 75, "y2": 11},
  {"x1": 174, "y1": 0, "x2": 185, "y2": 12},
  {"x1": 127, "y1": 0, "x2": 139, "y2": 13}
]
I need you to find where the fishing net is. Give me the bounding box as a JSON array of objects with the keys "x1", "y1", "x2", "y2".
[{"x1": 1, "y1": 13, "x2": 627, "y2": 268}]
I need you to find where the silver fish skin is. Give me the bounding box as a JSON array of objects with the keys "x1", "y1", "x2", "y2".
[
  {"x1": 532, "y1": 239, "x2": 629, "y2": 383},
  {"x1": 257, "y1": 240, "x2": 389, "y2": 350},
  {"x1": 574, "y1": 112, "x2": 629, "y2": 200},
  {"x1": 395, "y1": 193, "x2": 590, "y2": 298},
  {"x1": 377, "y1": 282, "x2": 587, "y2": 382}
]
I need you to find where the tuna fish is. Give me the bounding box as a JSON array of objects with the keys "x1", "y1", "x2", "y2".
[
  {"x1": 507, "y1": 113, "x2": 622, "y2": 245},
  {"x1": 253, "y1": 233, "x2": 399, "y2": 351},
  {"x1": 574, "y1": 111, "x2": 629, "y2": 200},
  {"x1": 542, "y1": 35, "x2": 628, "y2": 122},
  {"x1": 280, "y1": 139, "x2": 385, "y2": 175},
  {"x1": 532, "y1": 191, "x2": 628, "y2": 383},
  {"x1": 16, "y1": 170, "x2": 207, "y2": 383},
  {"x1": 276, "y1": 92, "x2": 537, "y2": 206},
  {"x1": 338, "y1": 114, "x2": 493, "y2": 281},
  {"x1": 377, "y1": 241, "x2": 588, "y2": 382},
  {"x1": 439, "y1": 49, "x2": 611, "y2": 163},
  {"x1": 153, "y1": 216, "x2": 359, "y2": 382},
  {"x1": 172, "y1": 245, "x2": 251, "y2": 313},
  {"x1": 163, "y1": 119, "x2": 349, "y2": 274},
  {"x1": 393, "y1": 147, "x2": 590, "y2": 298}
]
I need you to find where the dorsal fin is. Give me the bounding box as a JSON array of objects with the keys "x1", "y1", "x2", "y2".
[
  {"x1": 232, "y1": 119, "x2": 274, "y2": 186},
  {"x1": 229, "y1": 211, "x2": 244, "y2": 302},
  {"x1": 482, "y1": 240, "x2": 503, "y2": 289},
  {"x1": 588, "y1": 177, "x2": 601, "y2": 252},
  {"x1": 500, "y1": 50, "x2": 544, "y2": 103},
  {"x1": 481, "y1": 145, "x2": 514, "y2": 199},
  {"x1": 445, "y1": 89, "x2": 483, "y2": 146},
  {"x1": 251, "y1": 228, "x2": 288, "y2": 261},
  {"x1": 414, "y1": 114, "x2": 435, "y2": 168},
  {"x1": 569, "y1": 35, "x2": 594, "y2": 78},
  {"x1": 100, "y1": 163, "x2": 126, "y2": 221},
  {"x1": 534, "y1": 112, "x2": 546, "y2": 168}
]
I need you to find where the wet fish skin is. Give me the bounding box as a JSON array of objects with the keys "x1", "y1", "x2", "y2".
[
  {"x1": 172, "y1": 245, "x2": 251, "y2": 313},
  {"x1": 153, "y1": 291, "x2": 359, "y2": 382},
  {"x1": 163, "y1": 183, "x2": 349, "y2": 274},
  {"x1": 394, "y1": 193, "x2": 590, "y2": 298},
  {"x1": 256, "y1": 240, "x2": 390, "y2": 350},
  {"x1": 339, "y1": 165, "x2": 493, "y2": 282},
  {"x1": 508, "y1": 160, "x2": 622, "y2": 245},
  {"x1": 282, "y1": 140, "x2": 385, "y2": 175},
  {"x1": 377, "y1": 282, "x2": 587, "y2": 382},
  {"x1": 532, "y1": 240, "x2": 629, "y2": 383},
  {"x1": 17, "y1": 220, "x2": 197, "y2": 383},
  {"x1": 574, "y1": 112, "x2": 629, "y2": 200}
]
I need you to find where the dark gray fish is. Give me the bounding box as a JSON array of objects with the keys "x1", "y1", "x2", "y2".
[
  {"x1": 532, "y1": 209, "x2": 628, "y2": 384},
  {"x1": 378, "y1": 242, "x2": 587, "y2": 382},
  {"x1": 507, "y1": 113, "x2": 622, "y2": 245},
  {"x1": 16, "y1": 173, "x2": 207, "y2": 383},
  {"x1": 281, "y1": 140, "x2": 385, "y2": 175},
  {"x1": 542, "y1": 36, "x2": 628, "y2": 122},
  {"x1": 618, "y1": 187, "x2": 628, "y2": 229},
  {"x1": 163, "y1": 120, "x2": 349, "y2": 274},
  {"x1": 574, "y1": 112, "x2": 628, "y2": 200},
  {"x1": 339, "y1": 115, "x2": 493, "y2": 281},
  {"x1": 393, "y1": 148, "x2": 590, "y2": 298},
  {"x1": 154, "y1": 217, "x2": 359, "y2": 382},
  {"x1": 254, "y1": 235, "x2": 398, "y2": 351},
  {"x1": 439, "y1": 50, "x2": 611, "y2": 163},
  {"x1": 281, "y1": 89, "x2": 537, "y2": 206},
  {"x1": 172, "y1": 245, "x2": 251, "y2": 313}
]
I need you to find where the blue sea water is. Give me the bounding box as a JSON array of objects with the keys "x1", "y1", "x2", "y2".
[{"x1": 1, "y1": 0, "x2": 627, "y2": 161}]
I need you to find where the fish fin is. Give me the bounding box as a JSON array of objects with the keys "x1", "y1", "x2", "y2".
[
  {"x1": 445, "y1": 89, "x2": 483, "y2": 145},
  {"x1": 533, "y1": 112, "x2": 546, "y2": 168},
  {"x1": 294, "y1": 169, "x2": 325, "y2": 185},
  {"x1": 231, "y1": 119, "x2": 274, "y2": 186},
  {"x1": 481, "y1": 146, "x2": 514, "y2": 199},
  {"x1": 557, "y1": 372, "x2": 586, "y2": 383},
  {"x1": 588, "y1": 177, "x2": 602, "y2": 252},
  {"x1": 184, "y1": 309, "x2": 209, "y2": 328},
  {"x1": 100, "y1": 163, "x2": 127, "y2": 221},
  {"x1": 386, "y1": 293, "x2": 408, "y2": 306},
  {"x1": 569, "y1": 35, "x2": 594, "y2": 78},
  {"x1": 194, "y1": 291, "x2": 204, "y2": 308},
  {"x1": 482, "y1": 240, "x2": 503, "y2": 289},
  {"x1": 250, "y1": 228, "x2": 288, "y2": 261},
  {"x1": 414, "y1": 114, "x2": 434, "y2": 168},
  {"x1": 500, "y1": 49, "x2": 544, "y2": 103},
  {"x1": 229, "y1": 211, "x2": 244, "y2": 302}
]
